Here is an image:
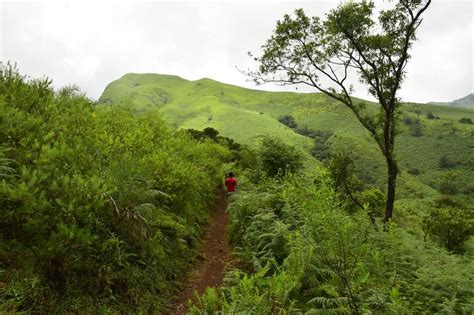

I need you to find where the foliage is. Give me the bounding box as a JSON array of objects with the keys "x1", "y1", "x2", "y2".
[
  {"x1": 249, "y1": 0, "x2": 433, "y2": 222},
  {"x1": 459, "y1": 117, "x2": 472, "y2": 124},
  {"x1": 403, "y1": 116, "x2": 413, "y2": 125},
  {"x1": 359, "y1": 187, "x2": 386, "y2": 218},
  {"x1": 0, "y1": 146, "x2": 15, "y2": 180},
  {"x1": 100, "y1": 72, "x2": 474, "y2": 207},
  {"x1": 407, "y1": 167, "x2": 420, "y2": 175},
  {"x1": 257, "y1": 137, "x2": 303, "y2": 178},
  {"x1": 437, "y1": 172, "x2": 459, "y2": 195},
  {"x1": 309, "y1": 130, "x2": 333, "y2": 162},
  {"x1": 192, "y1": 169, "x2": 474, "y2": 313},
  {"x1": 423, "y1": 202, "x2": 474, "y2": 251},
  {"x1": 410, "y1": 118, "x2": 423, "y2": 137},
  {"x1": 278, "y1": 114, "x2": 298, "y2": 129},
  {"x1": 439, "y1": 154, "x2": 457, "y2": 169},
  {"x1": 185, "y1": 127, "x2": 243, "y2": 155},
  {"x1": 327, "y1": 150, "x2": 367, "y2": 211},
  {"x1": 0, "y1": 65, "x2": 231, "y2": 312},
  {"x1": 426, "y1": 112, "x2": 439, "y2": 120}
]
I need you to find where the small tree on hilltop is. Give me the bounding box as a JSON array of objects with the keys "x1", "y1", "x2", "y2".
[{"x1": 249, "y1": 0, "x2": 431, "y2": 223}]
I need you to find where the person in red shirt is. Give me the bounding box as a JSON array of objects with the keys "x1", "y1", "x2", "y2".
[{"x1": 224, "y1": 172, "x2": 237, "y2": 196}]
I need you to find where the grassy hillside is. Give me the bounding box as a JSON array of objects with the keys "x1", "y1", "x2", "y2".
[
  {"x1": 100, "y1": 73, "x2": 474, "y2": 203},
  {"x1": 100, "y1": 74, "x2": 313, "y2": 149}
]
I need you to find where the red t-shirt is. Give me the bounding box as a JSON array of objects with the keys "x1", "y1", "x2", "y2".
[{"x1": 225, "y1": 177, "x2": 237, "y2": 192}]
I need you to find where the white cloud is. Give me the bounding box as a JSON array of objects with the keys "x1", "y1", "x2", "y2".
[{"x1": 1, "y1": 0, "x2": 472, "y2": 103}]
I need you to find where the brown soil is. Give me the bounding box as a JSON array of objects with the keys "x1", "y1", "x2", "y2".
[{"x1": 170, "y1": 190, "x2": 231, "y2": 315}]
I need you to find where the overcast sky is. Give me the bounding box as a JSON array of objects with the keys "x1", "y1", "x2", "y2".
[{"x1": 1, "y1": 0, "x2": 472, "y2": 103}]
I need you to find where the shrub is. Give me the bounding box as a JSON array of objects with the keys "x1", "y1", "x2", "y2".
[
  {"x1": 423, "y1": 206, "x2": 474, "y2": 251},
  {"x1": 309, "y1": 130, "x2": 333, "y2": 162},
  {"x1": 185, "y1": 128, "x2": 244, "y2": 162},
  {"x1": 403, "y1": 116, "x2": 413, "y2": 125},
  {"x1": 462, "y1": 185, "x2": 474, "y2": 195},
  {"x1": 278, "y1": 114, "x2": 298, "y2": 129},
  {"x1": 258, "y1": 137, "x2": 303, "y2": 178},
  {"x1": 311, "y1": 140, "x2": 331, "y2": 162},
  {"x1": 459, "y1": 117, "x2": 472, "y2": 124},
  {"x1": 433, "y1": 196, "x2": 463, "y2": 208},
  {"x1": 296, "y1": 126, "x2": 314, "y2": 137},
  {"x1": 296, "y1": 126, "x2": 332, "y2": 140},
  {"x1": 359, "y1": 188, "x2": 386, "y2": 217},
  {"x1": 438, "y1": 180, "x2": 458, "y2": 195},
  {"x1": 410, "y1": 119, "x2": 423, "y2": 137},
  {"x1": 435, "y1": 172, "x2": 459, "y2": 196},
  {"x1": 426, "y1": 112, "x2": 439, "y2": 119},
  {"x1": 203, "y1": 126, "x2": 219, "y2": 139},
  {"x1": 439, "y1": 155, "x2": 457, "y2": 169},
  {"x1": 328, "y1": 151, "x2": 364, "y2": 210}
]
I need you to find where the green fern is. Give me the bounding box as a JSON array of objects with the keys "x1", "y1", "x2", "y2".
[{"x1": 0, "y1": 146, "x2": 15, "y2": 179}]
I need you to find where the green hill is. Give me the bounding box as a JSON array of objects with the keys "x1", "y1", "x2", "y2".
[
  {"x1": 100, "y1": 73, "x2": 316, "y2": 148},
  {"x1": 100, "y1": 73, "x2": 474, "y2": 203}
]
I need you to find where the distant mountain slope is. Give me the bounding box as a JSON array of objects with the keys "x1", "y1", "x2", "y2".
[
  {"x1": 100, "y1": 73, "x2": 474, "y2": 202},
  {"x1": 99, "y1": 73, "x2": 334, "y2": 164},
  {"x1": 429, "y1": 93, "x2": 474, "y2": 109}
]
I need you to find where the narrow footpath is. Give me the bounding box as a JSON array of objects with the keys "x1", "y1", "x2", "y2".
[{"x1": 172, "y1": 190, "x2": 231, "y2": 314}]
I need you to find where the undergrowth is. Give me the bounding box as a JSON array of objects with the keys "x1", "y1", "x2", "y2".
[
  {"x1": 0, "y1": 65, "x2": 231, "y2": 312},
  {"x1": 190, "y1": 170, "x2": 473, "y2": 314}
]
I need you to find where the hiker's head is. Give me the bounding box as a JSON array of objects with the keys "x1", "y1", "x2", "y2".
[{"x1": 228, "y1": 172, "x2": 234, "y2": 177}]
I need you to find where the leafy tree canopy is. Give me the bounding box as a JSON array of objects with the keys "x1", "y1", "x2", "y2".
[{"x1": 249, "y1": 0, "x2": 432, "y2": 222}]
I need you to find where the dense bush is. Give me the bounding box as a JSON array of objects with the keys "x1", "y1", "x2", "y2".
[
  {"x1": 0, "y1": 65, "x2": 230, "y2": 312},
  {"x1": 295, "y1": 125, "x2": 316, "y2": 138},
  {"x1": 439, "y1": 155, "x2": 457, "y2": 169},
  {"x1": 185, "y1": 127, "x2": 243, "y2": 154},
  {"x1": 309, "y1": 130, "x2": 333, "y2": 162},
  {"x1": 407, "y1": 167, "x2": 420, "y2": 175},
  {"x1": 463, "y1": 185, "x2": 474, "y2": 195},
  {"x1": 327, "y1": 151, "x2": 366, "y2": 208},
  {"x1": 278, "y1": 114, "x2": 298, "y2": 129},
  {"x1": 257, "y1": 137, "x2": 303, "y2": 178},
  {"x1": 403, "y1": 116, "x2": 413, "y2": 125},
  {"x1": 410, "y1": 118, "x2": 423, "y2": 137},
  {"x1": 459, "y1": 117, "x2": 472, "y2": 124},
  {"x1": 423, "y1": 205, "x2": 474, "y2": 251},
  {"x1": 426, "y1": 112, "x2": 439, "y2": 119},
  {"x1": 437, "y1": 172, "x2": 459, "y2": 195}
]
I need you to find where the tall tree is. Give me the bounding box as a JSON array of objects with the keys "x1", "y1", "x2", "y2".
[{"x1": 249, "y1": 0, "x2": 431, "y2": 223}]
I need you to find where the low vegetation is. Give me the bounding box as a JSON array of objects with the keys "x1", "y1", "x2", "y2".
[
  {"x1": 191, "y1": 143, "x2": 474, "y2": 314},
  {"x1": 0, "y1": 65, "x2": 231, "y2": 312}
]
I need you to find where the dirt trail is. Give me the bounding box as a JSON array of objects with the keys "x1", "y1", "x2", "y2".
[{"x1": 172, "y1": 190, "x2": 231, "y2": 314}]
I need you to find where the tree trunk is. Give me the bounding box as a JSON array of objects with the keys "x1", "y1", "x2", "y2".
[
  {"x1": 384, "y1": 110, "x2": 398, "y2": 224},
  {"x1": 384, "y1": 155, "x2": 397, "y2": 223}
]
